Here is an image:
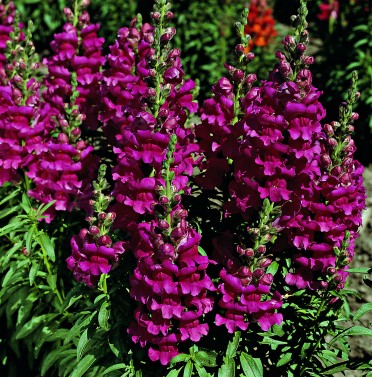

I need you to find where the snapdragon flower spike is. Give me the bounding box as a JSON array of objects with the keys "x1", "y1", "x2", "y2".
[
  {"x1": 67, "y1": 165, "x2": 127, "y2": 287},
  {"x1": 128, "y1": 135, "x2": 214, "y2": 365},
  {"x1": 0, "y1": 1, "x2": 15, "y2": 73},
  {"x1": 0, "y1": 18, "x2": 52, "y2": 186},
  {"x1": 214, "y1": 200, "x2": 283, "y2": 332},
  {"x1": 198, "y1": 0, "x2": 365, "y2": 292},
  {"x1": 43, "y1": 0, "x2": 105, "y2": 131},
  {"x1": 101, "y1": 6, "x2": 199, "y2": 233}
]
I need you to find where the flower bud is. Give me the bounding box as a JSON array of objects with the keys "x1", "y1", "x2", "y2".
[
  {"x1": 171, "y1": 226, "x2": 185, "y2": 239},
  {"x1": 282, "y1": 35, "x2": 295, "y2": 46},
  {"x1": 235, "y1": 44, "x2": 244, "y2": 54},
  {"x1": 97, "y1": 235, "x2": 112, "y2": 246},
  {"x1": 76, "y1": 140, "x2": 86, "y2": 150},
  {"x1": 158, "y1": 219, "x2": 170, "y2": 230},
  {"x1": 151, "y1": 11, "x2": 161, "y2": 20},
  {"x1": 327, "y1": 267, "x2": 336, "y2": 275},
  {"x1": 246, "y1": 52, "x2": 255, "y2": 61},
  {"x1": 89, "y1": 225, "x2": 100, "y2": 235},
  {"x1": 159, "y1": 243, "x2": 176, "y2": 259},
  {"x1": 258, "y1": 258, "x2": 272, "y2": 268},
  {"x1": 320, "y1": 281, "x2": 328, "y2": 290},
  {"x1": 256, "y1": 245, "x2": 266, "y2": 254},
  {"x1": 320, "y1": 154, "x2": 332, "y2": 168},
  {"x1": 253, "y1": 268, "x2": 265, "y2": 279},
  {"x1": 79, "y1": 228, "x2": 89, "y2": 239},
  {"x1": 98, "y1": 212, "x2": 107, "y2": 220},
  {"x1": 260, "y1": 273, "x2": 273, "y2": 285},
  {"x1": 296, "y1": 43, "x2": 307, "y2": 53},
  {"x1": 166, "y1": 11, "x2": 174, "y2": 19},
  {"x1": 324, "y1": 123, "x2": 334, "y2": 136},
  {"x1": 275, "y1": 51, "x2": 286, "y2": 60},
  {"x1": 159, "y1": 196, "x2": 169, "y2": 205},
  {"x1": 106, "y1": 212, "x2": 116, "y2": 220},
  {"x1": 58, "y1": 133, "x2": 69, "y2": 144},
  {"x1": 238, "y1": 266, "x2": 252, "y2": 278},
  {"x1": 351, "y1": 112, "x2": 359, "y2": 121},
  {"x1": 327, "y1": 138, "x2": 337, "y2": 149},
  {"x1": 233, "y1": 69, "x2": 244, "y2": 82}
]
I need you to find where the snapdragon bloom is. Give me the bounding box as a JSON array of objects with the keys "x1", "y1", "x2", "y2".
[{"x1": 67, "y1": 227, "x2": 126, "y2": 287}]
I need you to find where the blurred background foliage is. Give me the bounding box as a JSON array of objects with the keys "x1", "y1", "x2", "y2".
[{"x1": 14, "y1": 0, "x2": 372, "y2": 164}]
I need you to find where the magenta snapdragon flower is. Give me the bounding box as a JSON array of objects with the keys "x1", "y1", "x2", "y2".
[
  {"x1": 67, "y1": 226, "x2": 126, "y2": 287},
  {"x1": 43, "y1": 6, "x2": 105, "y2": 131}
]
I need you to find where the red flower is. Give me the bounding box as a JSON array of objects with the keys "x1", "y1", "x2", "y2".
[{"x1": 244, "y1": 0, "x2": 277, "y2": 52}]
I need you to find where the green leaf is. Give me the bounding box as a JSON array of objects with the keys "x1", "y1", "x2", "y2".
[
  {"x1": 266, "y1": 261, "x2": 279, "y2": 276},
  {"x1": 226, "y1": 331, "x2": 240, "y2": 359},
  {"x1": 240, "y1": 353, "x2": 263, "y2": 377},
  {"x1": 330, "y1": 326, "x2": 372, "y2": 345},
  {"x1": 0, "y1": 187, "x2": 20, "y2": 206},
  {"x1": 183, "y1": 361, "x2": 193, "y2": 377},
  {"x1": 166, "y1": 369, "x2": 182, "y2": 377},
  {"x1": 41, "y1": 345, "x2": 70, "y2": 376},
  {"x1": 102, "y1": 364, "x2": 127, "y2": 375},
  {"x1": 347, "y1": 267, "x2": 370, "y2": 274},
  {"x1": 38, "y1": 233, "x2": 55, "y2": 262},
  {"x1": 218, "y1": 360, "x2": 235, "y2": 377},
  {"x1": 198, "y1": 246, "x2": 207, "y2": 256},
  {"x1": 194, "y1": 364, "x2": 212, "y2": 377},
  {"x1": 29, "y1": 260, "x2": 39, "y2": 285},
  {"x1": 64, "y1": 312, "x2": 95, "y2": 345},
  {"x1": 276, "y1": 353, "x2": 292, "y2": 367},
  {"x1": 194, "y1": 350, "x2": 218, "y2": 367},
  {"x1": 47, "y1": 274, "x2": 57, "y2": 291},
  {"x1": 354, "y1": 303, "x2": 372, "y2": 321},
  {"x1": 70, "y1": 354, "x2": 96, "y2": 377},
  {"x1": 170, "y1": 353, "x2": 190, "y2": 366},
  {"x1": 98, "y1": 300, "x2": 110, "y2": 331},
  {"x1": 77, "y1": 328, "x2": 90, "y2": 361},
  {"x1": 2, "y1": 241, "x2": 22, "y2": 264},
  {"x1": 15, "y1": 313, "x2": 59, "y2": 340}
]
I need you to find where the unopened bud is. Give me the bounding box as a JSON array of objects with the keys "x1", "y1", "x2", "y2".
[
  {"x1": 97, "y1": 235, "x2": 112, "y2": 246},
  {"x1": 89, "y1": 225, "x2": 100, "y2": 235}
]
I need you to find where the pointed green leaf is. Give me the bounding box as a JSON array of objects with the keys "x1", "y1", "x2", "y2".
[
  {"x1": 330, "y1": 326, "x2": 372, "y2": 345},
  {"x1": 276, "y1": 353, "x2": 292, "y2": 367},
  {"x1": 354, "y1": 303, "x2": 372, "y2": 322},
  {"x1": 38, "y1": 233, "x2": 55, "y2": 262},
  {"x1": 170, "y1": 353, "x2": 190, "y2": 366},
  {"x1": 77, "y1": 328, "x2": 90, "y2": 361},
  {"x1": 15, "y1": 313, "x2": 59, "y2": 340},
  {"x1": 218, "y1": 360, "x2": 235, "y2": 377},
  {"x1": 29, "y1": 260, "x2": 39, "y2": 285},
  {"x1": 102, "y1": 363, "x2": 127, "y2": 375},
  {"x1": 194, "y1": 350, "x2": 218, "y2": 367},
  {"x1": 226, "y1": 331, "x2": 240, "y2": 359},
  {"x1": 46, "y1": 274, "x2": 57, "y2": 291},
  {"x1": 70, "y1": 354, "x2": 96, "y2": 377},
  {"x1": 240, "y1": 353, "x2": 263, "y2": 377},
  {"x1": 183, "y1": 361, "x2": 193, "y2": 377},
  {"x1": 41, "y1": 345, "x2": 70, "y2": 376},
  {"x1": 98, "y1": 300, "x2": 110, "y2": 331},
  {"x1": 166, "y1": 369, "x2": 182, "y2": 377}
]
